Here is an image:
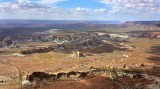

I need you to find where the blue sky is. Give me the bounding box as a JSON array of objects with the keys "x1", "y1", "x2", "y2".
[
  {"x1": 57, "y1": 0, "x2": 107, "y2": 9},
  {"x1": 0, "y1": 0, "x2": 160, "y2": 21}
]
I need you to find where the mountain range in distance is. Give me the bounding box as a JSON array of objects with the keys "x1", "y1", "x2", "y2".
[
  {"x1": 0, "y1": 19, "x2": 159, "y2": 37},
  {"x1": 0, "y1": 19, "x2": 123, "y2": 27},
  {"x1": 0, "y1": 19, "x2": 160, "y2": 27}
]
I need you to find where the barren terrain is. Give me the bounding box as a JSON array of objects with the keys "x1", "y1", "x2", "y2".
[
  {"x1": 0, "y1": 20, "x2": 160, "y2": 89},
  {"x1": 0, "y1": 37, "x2": 160, "y2": 89}
]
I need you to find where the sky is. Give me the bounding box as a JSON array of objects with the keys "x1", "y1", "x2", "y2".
[{"x1": 0, "y1": 0, "x2": 160, "y2": 21}]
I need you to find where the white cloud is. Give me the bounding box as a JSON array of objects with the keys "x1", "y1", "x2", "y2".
[
  {"x1": 17, "y1": 0, "x2": 28, "y2": 3},
  {"x1": 94, "y1": 8, "x2": 107, "y2": 12},
  {"x1": 96, "y1": 0, "x2": 160, "y2": 20},
  {"x1": 34, "y1": 0, "x2": 66, "y2": 4},
  {"x1": 0, "y1": 0, "x2": 160, "y2": 21},
  {"x1": 0, "y1": 0, "x2": 109, "y2": 20},
  {"x1": 99, "y1": 0, "x2": 160, "y2": 13},
  {"x1": 76, "y1": 7, "x2": 88, "y2": 12}
]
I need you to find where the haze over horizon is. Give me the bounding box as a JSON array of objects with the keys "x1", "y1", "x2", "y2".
[{"x1": 0, "y1": 0, "x2": 160, "y2": 21}]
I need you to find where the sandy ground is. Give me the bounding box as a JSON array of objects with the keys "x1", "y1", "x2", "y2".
[{"x1": 0, "y1": 38, "x2": 160, "y2": 89}]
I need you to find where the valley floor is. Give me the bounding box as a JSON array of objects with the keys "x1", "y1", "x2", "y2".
[{"x1": 0, "y1": 37, "x2": 160, "y2": 89}]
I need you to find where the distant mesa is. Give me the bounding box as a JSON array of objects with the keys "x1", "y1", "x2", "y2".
[{"x1": 126, "y1": 21, "x2": 160, "y2": 25}]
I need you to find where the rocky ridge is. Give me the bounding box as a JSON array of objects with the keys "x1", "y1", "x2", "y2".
[{"x1": 23, "y1": 67, "x2": 160, "y2": 89}]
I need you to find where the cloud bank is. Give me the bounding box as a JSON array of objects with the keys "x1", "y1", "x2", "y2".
[
  {"x1": 0, "y1": 0, "x2": 160, "y2": 21},
  {"x1": 99, "y1": 0, "x2": 160, "y2": 13}
]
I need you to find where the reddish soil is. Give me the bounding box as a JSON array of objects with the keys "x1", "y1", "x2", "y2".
[
  {"x1": 0, "y1": 38, "x2": 160, "y2": 89},
  {"x1": 40, "y1": 75, "x2": 120, "y2": 89}
]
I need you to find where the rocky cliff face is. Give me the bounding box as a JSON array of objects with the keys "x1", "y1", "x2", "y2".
[
  {"x1": 140, "y1": 32, "x2": 160, "y2": 39},
  {"x1": 18, "y1": 32, "x2": 130, "y2": 54},
  {"x1": 23, "y1": 68, "x2": 160, "y2": 89},
  {"x1": 0, "y1": 32, "x2": 108, "y2": 48},
  {"x1": 0, "y1": 34, "x2": 51, "y2": 48},
  {"x1": 127, "y1": 21, "x2": 160, "y2": 31}
]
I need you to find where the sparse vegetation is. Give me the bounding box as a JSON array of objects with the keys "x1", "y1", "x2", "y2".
[{"x1": 0, "y1": 21, "x2": 160, "y2": 89}]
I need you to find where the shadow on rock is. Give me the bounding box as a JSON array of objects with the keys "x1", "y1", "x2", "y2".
[
  {"x1": 147, "y1": 44, "x2": 160, "y2": 65},
  {"x1": 147, "y1": 45, "x2": 160, "y2": 55}
]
